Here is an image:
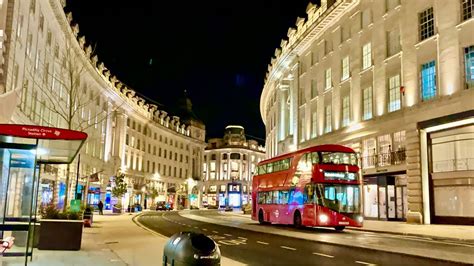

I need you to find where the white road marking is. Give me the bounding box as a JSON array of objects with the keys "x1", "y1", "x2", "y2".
[
  {"x1": 257, "y1": 241, "x2": 269, "y2": 245},
  {"x1": 194, "y1": 226, "x2": 199, "y2": 229},
  {"x1": 238, "y1": 236, "x2": 248, "y2": 240},
  {"x1": 224, "y1": 233, "x2": 232, "y2": 237},
  {"x1": 355, "y1": 261, "x2": 376, "y2": 265},
  {"x1": 280, "y1": 246, "x2": 296, "y2": 251},
  {"x1": 312, "y1": 252, "x2": 334, "y2": 258},
  {"x1": 202, "y1": 228, "x2": 208, "y2": 231},
  {"x1": 212, "y1": 230, "x2": 219, "y2": 233}
]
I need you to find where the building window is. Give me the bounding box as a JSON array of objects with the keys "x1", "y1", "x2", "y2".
[
  {"x1": 419, "y1": 7, "x2": 434, "y2": 41},
  {"x1": 362, "y1": 87, "x2": 373, "y2": 120},
  {"x1": 324, "y1": 39, "x2": 332, "y2": 55},
  {"x1": 300, "y1": 108, "x2": 306, "y2": 142},
  {"x1": 388, "y1": 74, "x2": 401, "y2": 112},
  {"x1": 341, "y1": 56, "x2": 350, "y2": 81},
  {"x1": 325, "y1": 105, "x2": 332, "y2": 133},
  {"x1": 311, "y1": 80, "x2": 317, "y2": 98},
  {"x1": 342, "y1": 24, "x2": 350, "y2": 41},
  {"x1": 462, "y1": 0, "x2": 474, "y2": 21},
  {"x1": 362, "y1": 43, "x2": 372, "y2": 70},
  {"x1": 361, "y1": 9, "x2": 372, "y2": 28},
  {"x1": 311, "y1": 111, "x2": 317, "y2": 139},
  {"x1": 421, "y1": 60, "x2": 437, "y2": 101},
  {"x1": 325, "y1": 68, "x2": 332, "y2": 90},
  {"x1": 386, "y1": 0, "x2": 400, "y2": 11},
  {"x1": 298, "y1": 87, "x2": 305, "y2": 106},
  {"x1": 464, "y1": 45, "x2": 474, "y2": 89},
  {"x1": 342, "y1": 96, "x2": 350, "y2": 127},
  {"x1": 387, "y1": 28, "x2": 401, "y2": 57}
]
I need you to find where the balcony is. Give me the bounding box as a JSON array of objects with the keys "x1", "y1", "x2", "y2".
[{"x1": 362, "y1": 149, "x2": 406, "y2": 169}]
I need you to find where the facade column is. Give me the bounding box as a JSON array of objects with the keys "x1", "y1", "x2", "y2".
[
  {"x1": 112, "y1": 110, "x2": 127, "y2": 173},
  {"x1": 405, "y1": 126, "x2": 423, "y2": 224}
]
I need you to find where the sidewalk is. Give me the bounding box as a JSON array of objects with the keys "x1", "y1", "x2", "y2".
[
  {"x1": 2, "y1": 212, "x2": 244, "y2": 266},
  {"x1": 220, "y1": 210, "x2": 474, "y2": 242}
]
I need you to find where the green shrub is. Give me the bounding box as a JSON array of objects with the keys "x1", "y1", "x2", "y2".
[{"x1": 39, "y1": 203, "x2": 82, "y2": 220}]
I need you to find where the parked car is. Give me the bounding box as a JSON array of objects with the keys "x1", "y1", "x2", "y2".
[{"x1": 155, "y1": 201, "x2": 172, "y2": 211}]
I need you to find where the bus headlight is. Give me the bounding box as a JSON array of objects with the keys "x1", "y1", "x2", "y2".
[
  {"x1": 357, "y1": 216, "x2": 364, "y2": 223},
  {"x1": 319, "y1": 214, "x2": 328, "y2": 223}
]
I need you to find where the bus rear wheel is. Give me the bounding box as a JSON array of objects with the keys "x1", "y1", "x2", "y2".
[
  {"x1": 294, "y1": 211, "x2": 303, "y2": 228},
  {"x1": 334, "y1": 226, "x2": 345, "y2": 232},
  {"x1": 258, "y1": 210, "x2": 266, "y2": 225}
]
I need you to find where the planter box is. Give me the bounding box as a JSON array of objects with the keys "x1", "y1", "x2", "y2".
[
  {"x1": 112, "y1": 206, "x2": 122, "y2": 214},
  {"x1": 38, "y1": 219, "x2": 83, "y2": 250}
]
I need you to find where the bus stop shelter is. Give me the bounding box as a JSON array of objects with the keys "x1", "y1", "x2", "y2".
[{"x1": 0, "y1": 124, "x2": 87, "y2": 264}]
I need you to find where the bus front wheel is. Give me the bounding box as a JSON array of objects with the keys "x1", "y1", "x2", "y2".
[
  {"x1": 334, "y1": 226, "x2": 345, "y2": 232},
  {"x1": 294, "y1": 211, "x2": 303, "y2": 228},
  {"x1": 258, "y1": 210, "x2": 266, "y2": 225}
]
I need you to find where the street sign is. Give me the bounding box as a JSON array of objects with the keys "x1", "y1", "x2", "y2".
[{"x1": 70, "y1": 199, "x2": 81, "y2": 212}]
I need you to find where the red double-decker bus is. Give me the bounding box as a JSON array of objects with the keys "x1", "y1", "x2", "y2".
[{"x1": 251, "y1": 144, "x2": 363, "y2": 231}]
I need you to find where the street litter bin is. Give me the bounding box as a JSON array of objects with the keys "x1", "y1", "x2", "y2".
[
  {"x1": 83, "y1": 207, "x2": 93, "y2": 227},
  {"x1": 163, "y1": 231, "x2": 221, "y2": 266}
]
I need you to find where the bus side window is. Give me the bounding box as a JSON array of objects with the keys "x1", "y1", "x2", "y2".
[
  {"x1": 272, "y1": 190, "x2": 280, "y2": 204},
  {"x1": 279, "y1": 191, "x2": 289, "y2": 204},
  {"x1": 258, "y1": 192, "x2": 265, "y2": 204},
  {"x1": 265, "y1": 192, "x2": 272, "y2": 204},
  {"x1": 315, "y1": 184, "x2": 324, "y2": 206},
  {"x1": 311, "y1": 152, "x2": 319, "y2": 164},
  {"x1": 303, "y1": 184, "x2": 314, "y2": 204},
  {"x1": 288, "y1": 189, "x2": 295, "y2": 203}
]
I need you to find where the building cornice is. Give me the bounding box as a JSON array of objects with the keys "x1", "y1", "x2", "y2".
[
  {"x1": 47, "y1": 0, "x2": 204, "y2": 143},
  {"x1": 260, "y1": 0, "x2": 358, "y2": 123}
]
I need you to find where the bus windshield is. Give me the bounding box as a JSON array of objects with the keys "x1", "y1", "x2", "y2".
[
  {"x1": 321, "y1": 152, "x2": 358, "y2": 166},
  {"x1": 315, "y1": 184, "x2": 361, "y2": 213}
]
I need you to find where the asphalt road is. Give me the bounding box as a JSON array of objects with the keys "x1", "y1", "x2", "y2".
[{"x1": 137, "y1": 211, "x2": 469, "y2": 266}]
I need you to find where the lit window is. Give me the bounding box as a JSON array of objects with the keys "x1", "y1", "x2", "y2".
[
  {"x1": 341, "y1": 56, "x2": 350, "y2": 81},
  {"x1": 419, "y1": 7, "x2": 434, "y2": 41},
  {"x1": 325, "y1": 105, "x2": 332, "y2": 133},
  {"x1": 325, "y1": 68, "x2": 332, "y2": 90},
  {"x1": 388, "y1": 74, "x2": 401, "y2": 112},
  {"x1": 464, "y1": 45, "x2": 474, "y2": 89},
  {"x1": 342, "y1": 96, "x2": 350, "y2": 127},
  {"x1": 420, "y1": 60, "x2": 437, "y2": 101},
  {"x1": 362, "y1": 43, "x2": 372, "y2": 70},
  {"x1": 311, "y1": 111, "x2": 317, "y2": 139},
  {"x1": 300, "y1": 108, "x2": 306, "y2": 142},
  {"x1": 363, "y1": 87, "x2": 373, "y2": 120},
  {"x1": 462, "y1": 0, "x2": 474, "y2": 21}
]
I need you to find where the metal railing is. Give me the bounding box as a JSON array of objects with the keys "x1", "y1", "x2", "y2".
[
  {"x1": 362, "y1": 150, "x2": 406, "y2": 169},
  {"x1": 433, "y1": 158, "x2": 474, "y2": 172}
]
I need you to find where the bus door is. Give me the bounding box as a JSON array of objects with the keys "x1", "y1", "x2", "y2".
[{"x1": 302, "y1": 184, "x2": 316, "y2": 226}]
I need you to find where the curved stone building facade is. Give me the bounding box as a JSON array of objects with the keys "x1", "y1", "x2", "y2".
[
  {"x1": 202, "y1": 126, "x2": 265, "y2": 208},
  {"x1": 0, "y1": 0, "x2": 206, "y2": 210},
  {"x1": 261, "y1": 0, "x2": 474, "y2": 224}
]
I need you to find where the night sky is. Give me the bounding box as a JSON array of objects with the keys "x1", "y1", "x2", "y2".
[{"x1": 66, "y1": 0, "x2": 316, "y2": 141}]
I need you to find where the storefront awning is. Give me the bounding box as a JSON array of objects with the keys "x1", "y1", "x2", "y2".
[{"x1": 0, "y1": 124, "x2": 87, "y2": 164}]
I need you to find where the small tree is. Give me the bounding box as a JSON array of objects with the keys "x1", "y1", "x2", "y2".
[
  {"x1": 112, "y1": 173, "x2": 128, "y2": 202},
  {"x1": 24, "y1": 36, "x2": 122, "y2": 211}
]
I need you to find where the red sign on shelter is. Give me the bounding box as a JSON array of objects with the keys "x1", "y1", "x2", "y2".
[{"x1": 0, "y1": 124, "x2": 87, "y2": 140}]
